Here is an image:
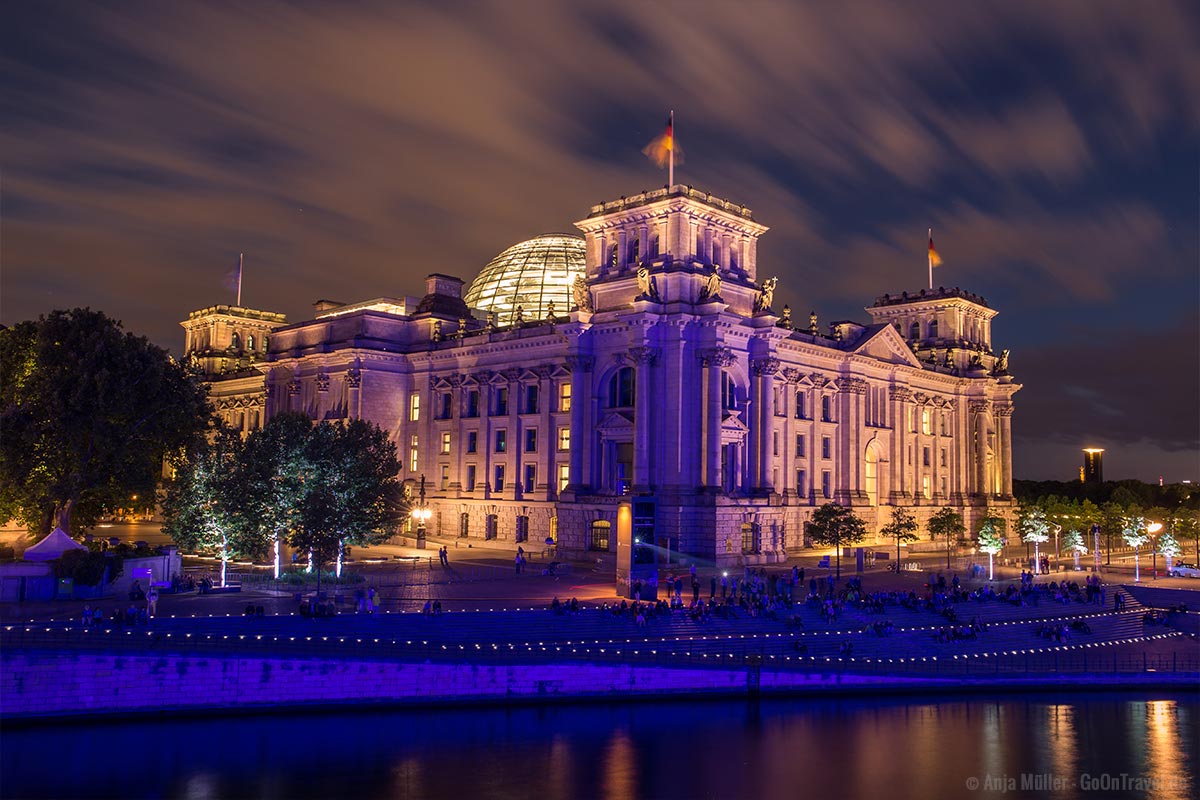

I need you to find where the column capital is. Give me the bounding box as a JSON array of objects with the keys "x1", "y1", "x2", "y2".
[
  {"x1": 969, "y1": 399, "x2": 991, "y2": 414},
  {"x1": 840, "y1": 377, "x2": 868, "y2": 395},
  {"x1": 751, "y1": 356, "x2": 781, "y2": 377},
  {"x1": 994, "y1": 405, "x2": 1014, "y2": 418},
  {"x1": 888, "y1": 385, "x2": 912, "y2": 402},
  {"x1": 699, "y1": 346, "x2": 736, "y2": 368},
  {"x1": 627, "y1": 345, "x2": 659, "y2": 366},
  {"x1": 564, "y1": 355, "x2": 594, "y2": 373},
  {"x1": 533, "y1": 364, "x2": 555, "y2": 380},
  {"x1": 781, "y1": 367, "x2": 803, "y2": 383},
  {"x1": 501, "y1": 367, "x2": 523, "y2": 382}
]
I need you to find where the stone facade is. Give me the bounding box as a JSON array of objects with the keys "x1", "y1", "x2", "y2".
[{"x1": 185, "y1": 184, "x2": 1019, "y2": 567}]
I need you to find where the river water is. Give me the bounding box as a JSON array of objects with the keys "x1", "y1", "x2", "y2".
[{"x1": 2, "y1": 692, "x2": 1194, "y2": 799}]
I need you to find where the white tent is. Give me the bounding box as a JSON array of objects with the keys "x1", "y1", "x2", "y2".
[{"x1": 23, "y1": 527, "x2": 88, "y2": 561}]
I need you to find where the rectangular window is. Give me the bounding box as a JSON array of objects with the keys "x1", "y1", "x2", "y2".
[
  {"x1": 921, "y1": 408, "x2": 932, "y2": 436},
  {"x1": 466, "y1": 465, "x2": 477, "y2": 491},
  {"x1": 940, "y1": 448, "x2": 947, "y2": 468},
  {"x1": 523, "y1": 464, "x2": 536, "y2": 493},
  {"x1": 466, "y1": 431, "x2": 477, "y2": 453},
  {"x1": 494, "y1": 465, "x2": 505, "y2": 493},
  {"x1": 524, "y1": 385, "x2": 539, "y2": 414},
  {"x1": 557, "y1": 427, "x2": 570, "y2": 451},
  {"x1": 494, "y1": 388, "x2": 508, "y2": 416},
  {"x1": 822, "y1": 436, "x2": 831, "y2": 459},
  {"x1": 409, "y1": 393, "x2": 420, "y2": 422},
  {"x1": 923, "y1": 446, "x2": 931, "y2": 467},
  {"x1": 409, "y1": 434, "x2": 419, "y2": 472},
  {"x1": 495, "y1": 429, "x2": 507, "y2": 453},
  {"x1": 589, "y1": 521, "x2": 611, "y2": 551},
  {"x1": 741, "y1": 523, "x2": 759, "y2": 554},
  {"x1": 821, "y1": 395, "x2": 832, "y2": 422},
  {"x1": 466, "y1": 390, "x2": 479, "y2": 418},
  {"x1": 524, "y1": 428, "x2": 537, "y2": 452},
  {"x1": 773, "y1": 432, "x2": 779, "y2": 457},
  {"x1": 515, "y1": 515, "x2": 529, "y2": 543},
  {"x1": 558, "y1": 464, "x2": 570, "y2": 491},
  {"x1": 440, "y1": 432, "x2": 451, "y2": 454},
  {"x1": 439, "y1": 392, "x2": 451, "y2": 419},
  {"x1": 439, "y1": 465, "x2": 449, "y2": 491},
  {"x1": 821, "y1": 470, "x2": 832, "y2": 499},
  {"x1": 795, "y1": 434, "x2": 806, "y2": 458},
  {"x1": 940, "y1": 413, "x2": 948, "y2": 436},
  {"x1": 940, "y1": 477, "x2": 947, "y2": 497},
  {"x1": 796, "y1": 469, "x2": 807, "y2": 495},
  {"x1": 794, "y1": 392, "x2": 806, "y2": 419},
  {"x1": 559, "y1": 383, "x2": 572, "y2": 412},
  {"x1": 922, "y1": 474, "x2": 931, "y2": 499},
  {"x1": 459, "y1": 512, "x2": 470, "y2": 538}
]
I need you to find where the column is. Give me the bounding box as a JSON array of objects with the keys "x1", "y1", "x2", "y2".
[
  {"x1": 971, "y1": 400, "x2": 989, "y2": 498},
  {"x1": 537, "y1": 366, "x2": 554, "y2": 500},
  {"x1": 702, "y1": 348, "x2": 730, "y2": 489},
  {"x1": 889, "y1": 386, "x2": 912, "y2": 501},
  {"x1": 565, "y1": 358, "x2": 590, "y2": 491},
  {"x1": 753, "y1": 357, "x2": 779, "y2": 492},
  {"x1": 504, "y1": 368, "x2": 521, "y2": 498},
  {"x1": 630, "y1": 346, "x2": 657, "y2": 491},
  {"x1": 997, "y1": 406, "x2": 1013, "y2": 497}
]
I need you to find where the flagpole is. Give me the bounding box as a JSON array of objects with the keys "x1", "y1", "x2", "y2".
[
  {"x1": 927, "y1": 229, "x2": 933, "y2": 290},
  {"x1": 237, "y1": 252, "x2": 243, "y2": 306},
  {"x1": 668, "y1": 110, "x2": 675, "y2": 188}
]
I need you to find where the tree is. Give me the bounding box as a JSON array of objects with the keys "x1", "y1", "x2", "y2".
[
  {"x1": 1019, "y1": 506, "x2": 1052, "y2": 574},
  {"x1": 805, "y1": 503, "x2": 867, "y2": 580},
  {"x1": 0, "y1": 309, "x2": 209, "y2": 536},
  {"x1": 1063, "y1": 528, "x2": 1088, "y2": 571},
  {"x1": 1157, "y1": 531, "x2": 1180, "y2": 573},
  {"x1": 241, "y1": 413, "x2": 314, "y2": 578},
  {"x1": 1121, "y1": 515, "x2": 1149, "y2": 583},
  {"x1": 289, "y1": 419, "x2": 403, "y2": 597},
  {"x1": 880, "y1": 507, "x2": 919, "y2": 573},
  {"x1": 161, "y1": 425, "x2": 252, "y2": 587},
  {"x1": 1099, "y1": 501, "x2": 1127, "y2": 566},
  {"x1": 928, "y1": 507, "x2": 966, "y2": 569},
  {"x1": 977, "y1": 516, "x2": 1005, "y2": 580}
]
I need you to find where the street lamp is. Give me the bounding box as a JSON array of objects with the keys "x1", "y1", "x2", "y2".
[
  {"x1": 411, "y1": 474, "x2": 431, "y2": 549},
  {"x1": 1148, "y1": 522, "x2": 1163, "y2": 581}
]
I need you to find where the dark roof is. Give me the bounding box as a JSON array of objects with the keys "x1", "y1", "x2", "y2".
[{"x1": 871, "y1": 287, "x2": 989, "y2": 309}]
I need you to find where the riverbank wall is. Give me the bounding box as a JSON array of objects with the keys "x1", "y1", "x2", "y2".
[{"x1": 4, "y1": 649, "x2": 1196, "y2": 722}]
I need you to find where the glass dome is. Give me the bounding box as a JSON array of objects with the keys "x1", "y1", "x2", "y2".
[{"x1": 464, "y1": 234, "x2": 586, "y2": 326}]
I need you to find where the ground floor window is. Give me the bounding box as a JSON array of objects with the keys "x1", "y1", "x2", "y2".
[
  {"x1": 589, "y1": 520, "x2": 611, "y2": 551},
  {"x1": 485, "y1": 514, "x2": 498, "y2": 540},
  {"x1": 459, "y1": 512, "x2": 469, "y2": 538},
  {"x1": 515, "y1": 515, "x2": 529, "y2": 543},
  {"x1": 741, "y1": 522, "x2": 760, "y2": 554},
  {"x1": 548, "y1": 515, "x2": 558, "y2": 544}
]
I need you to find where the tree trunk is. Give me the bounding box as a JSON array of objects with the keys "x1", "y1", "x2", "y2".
[
  {"x1": 221, "y1": 534, "x2": 228, "y2": 588},
  {"x1": 55, "y1": 499, "x2": 74, "y2": 534},
  {"x1": 835, "y1": 541, "x2": 841, "y2": 580},
  {"x1": 273, "y1": 534, "x2": 281, "y2": 580},
  {"x1": 895, "y1": 537, "x2": 901, "y2": 573},
  {"x1": 946, "y1": 537, "x2": 951, "y2": 570}
]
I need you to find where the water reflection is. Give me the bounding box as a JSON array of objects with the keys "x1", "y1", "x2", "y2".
[{"x1": 0, "y1": 694, "x2": 1193, "y2": 800}]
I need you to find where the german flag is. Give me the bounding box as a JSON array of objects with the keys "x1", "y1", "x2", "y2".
[
  {"x1": 928, "y1": 229, "x2": 942, "y2": 268},
  {"x1": 643, "y1": 116, "x2": 678, "y2": 168}
]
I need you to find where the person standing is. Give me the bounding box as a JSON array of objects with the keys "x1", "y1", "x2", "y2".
[{"x1": 147, "y1": 587, "x2": 159, "y2": 618}]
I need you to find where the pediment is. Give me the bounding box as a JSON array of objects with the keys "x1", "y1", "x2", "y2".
[
  {"x1": 597, "y1": 411, "x2": 635, "y2": 432},
  {"x1": 851, "y1": 325, "x2": 923, "y2": 367}
]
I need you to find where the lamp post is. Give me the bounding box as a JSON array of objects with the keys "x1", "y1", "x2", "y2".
[
  {"x1": 1148, "y1": 522, "x2": 1162, "y2": 581},
  {"x1": 411, "y1": 474, "x2": 431, "y2": 550}
]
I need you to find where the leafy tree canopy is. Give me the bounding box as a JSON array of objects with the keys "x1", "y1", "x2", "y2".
[
  {"x1": 0, "y1": 309, "x2": 210, "y2": 536},
  {"x1": 806, "y1": 503, "x2": 867, "y2": 579}
]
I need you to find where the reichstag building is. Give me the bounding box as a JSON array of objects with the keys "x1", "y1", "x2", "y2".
[{"x1": 182, "y1": 184, "x2": 1019, "y2": 566}]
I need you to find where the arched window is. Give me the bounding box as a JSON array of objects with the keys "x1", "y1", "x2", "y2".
[
  {"x1": 630, "y1": 236, "x2": 640, "y2": 265},
  {"x1": 246, "y1": 334, "x2": 255, "y2": 352},
  {"x1": 741, "y1": 523, "x2": 760, "y2": 554},
  {"x1": 589, "y1": 520, "x2": 611, "y2": 551},
  {"x1": 608, "y1": 367, "x2": 635, "y2": 408},
  {"x1": 909, "y1": 321, "x2": 921, "y2": 340},
  {"x1": 230, "y1": 332, "x2": 241, "y2": 351},
  {"x1": 864, "y1": 445, "x2": 879, "y2": 506},
  {"x1": 608, "y1": 243, "x2": 619, "y2": 270},
  {"x1": 929, "y1": 320, "x2": 939, "y2": 339}
]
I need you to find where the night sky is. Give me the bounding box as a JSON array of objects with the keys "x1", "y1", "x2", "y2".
[{"x1": 2, "y1": 1, "x2": 1197, "y2": 482}]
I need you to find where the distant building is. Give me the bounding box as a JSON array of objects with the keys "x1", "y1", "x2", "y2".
[
  {"x1": 183, "y1": 183, "x2": 1020, "y2": 565},
  {"x1": 1083, "y1": 448, "x2": 1104, "y2": 483}
]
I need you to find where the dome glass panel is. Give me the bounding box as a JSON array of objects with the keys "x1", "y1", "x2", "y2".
[{"x1": 464, "y1": 234, "x2": 586, "y2": 326}]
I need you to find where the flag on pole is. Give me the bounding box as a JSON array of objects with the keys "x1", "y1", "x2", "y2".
[
  {"x1": 222, "y1": 253, "x2": 244, "y2": 306},
  {"x1": 927, "y1": 230, "x2": 942, "y2": 268},
  {"x1": 643, "y1": 113, "x2": 683, "y2": 181}
]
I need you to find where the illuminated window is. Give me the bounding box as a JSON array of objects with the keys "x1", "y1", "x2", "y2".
[
  {"x1": 409, "y1": 435, "x2": 419, "y2": 472},
  {"x1": 439, "y1": 465, "x2": 449, "y2": 491},
  {"x1": 461, "y1": 235, "x2": 585, "y2": 326},
  {"x1": 559, "y1": 382, "x2": 572, "y2": 412},
  {"x1": 558, "y1": 427, "x2": 570, "y2": 450},
  {"x1": 589, "y1": 520, "x2": 611, "y2": 551},
  {"x1": 922, "y1": 475, "x2": 931, "y2": 499},
  {"x1": 409, "y1": 393, "x2": 420, "y2": 421},
  {"x1": 741, "y1": 523, "x2": 760, "y2": 554},
  {"x1": 558, "y1": 464, "x2": 570, "y2": 491},
  {"x1": 921, "y1": 409, "x2": 931, "y2": 435},
  {"x1": 549, "y1": 515, "x2": 559, "y2": 542},
  {"x1": 440, "y1": 432, "x2": 451, "y2": 454}
]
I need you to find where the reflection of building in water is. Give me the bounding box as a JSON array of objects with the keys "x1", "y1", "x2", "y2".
[{"x1": 183, "y1": 183, "x2": 1019, "y2": 565}]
